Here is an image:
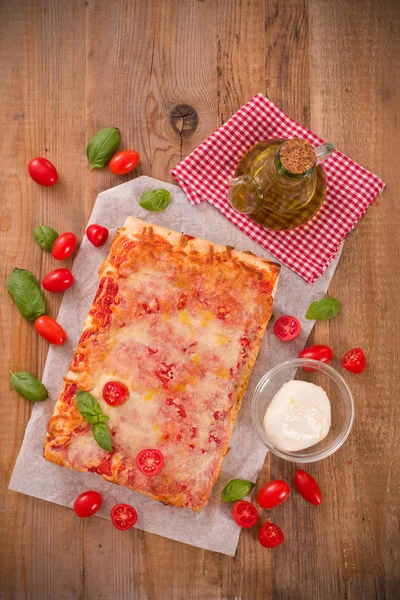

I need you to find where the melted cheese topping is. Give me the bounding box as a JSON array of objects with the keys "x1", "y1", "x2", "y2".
[{"x1": 44, "y1": 220, "x2": 279, "y2": 510}]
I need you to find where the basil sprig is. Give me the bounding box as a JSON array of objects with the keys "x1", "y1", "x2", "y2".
[
  {"x1": 221, "y1": 479, "x2": 255, "y2": 502},
  {"x1": 139, "y1": 189, "x2": 171, "y2": 212},
  {"x1": 10, "y1": 371, "x2": 48, "y2": 402},
  {"x1": 86, "y1": 127, "x2": 120, "y2": 170},
  {"x1": 33, "y1": 225, "x2": 59, "y2": 252},
  {"x1": 306, "y1": 297, "x2": 341, "y2": 320},
  {"x1": 76, "y1": 390, "x2": 112, "y2": 451},
  {"x1": 7, "y1": 268, "x2": 46, "y2": 321}
]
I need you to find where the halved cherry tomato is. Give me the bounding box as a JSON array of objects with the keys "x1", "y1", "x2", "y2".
[
  {"x1": 28, "y1": 157, "x2": 58, "y2": 186},
  {"x1": 258, "y1": 522, "x2": 284, "y2": 548},
  {"x1": 341, "y1": 348, "x2": 366, "y2": 374},
  {"x1": 86, "y1": 224, "x2": 109, "y2": 247},
  {"x1": 109, "y1": 150, "x2": 140, "y2": 175},
  {"x1": 274, "y1": 316, "x2": 301, "y2": 341},
  {"x1": 111, "y1": 503, "x2": 138, "y2": 530},
  {"x1": 294, "y1": 469, "x2": 322, "y2": 505},
  {"x1": 52, "y1": 232, "x2": 77, "y2": 260},
  {"x1": 257, "y1": 480, "x2": 290, "y2": 509},
  {"x1": 136, "y1": 449, "x2": 164, "y2": 476},
  {"x1": 103, "y1": 381, "x2": 129, "y2": 406},
  {"x1": 232, "y1": 501, "x2": 258, "y2": 528},
  {"x1": 73, "y1": 490, "x2": 102, "y2": 517},
  {"x1": 42, "y1": 268, "x2": 74, "y2": 292},
  {"x1": 298, "y1": 345, "x2": 333, "y2": 372},
  {"x1": 34, "y1": 316, "x2": 67, "y2": 345}
]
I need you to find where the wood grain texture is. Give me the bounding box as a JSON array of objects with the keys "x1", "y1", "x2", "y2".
[{"x1": 0, "y1": 0, "x2": 399, "y2": 599}]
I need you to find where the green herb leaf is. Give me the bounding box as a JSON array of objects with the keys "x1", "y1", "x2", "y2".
[
  {"x1": 7, "y1": 268, "x2": 46, "y2": 321},
  {"x1": 221, "y1": 479, "x2": 255, "y2": 502},
  {"x1": 76, "y1": 390, "x2": 103, "y2": 422},
  {"x1": 306, "y1": 297, "x2": 341, "y2": 321},
  {"x1": 139, "y1": 189, "x2": 171, "y2": 212},
  {"x1": 92, "y1": 422, "x2": 113, "y2": 452},
  {"x1": 86, "y1": 127, "x2": 120, "y2": 170},
  {"x1": 33, "y1": 225, "x2": 59, "y2": 252},
  {"x1": 10, "y1": 371, "x2": 48, "y2": 402},
  {"x1": 76, "y1": 390, "x2": 112, "y2": 451}
]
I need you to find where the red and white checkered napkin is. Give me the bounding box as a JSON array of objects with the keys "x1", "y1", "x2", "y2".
[{"x1": 171, "y1": 94, "x2": 385, "y2": 283}]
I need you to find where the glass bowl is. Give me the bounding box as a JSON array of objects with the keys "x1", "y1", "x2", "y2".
[{"x1": 251, "y1": 358, "x2": 354, "y2": 463}]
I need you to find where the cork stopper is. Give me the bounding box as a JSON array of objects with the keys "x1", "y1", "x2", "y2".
[{"x1": 279, "y1": 138, "x2": 316, "y2": 174}]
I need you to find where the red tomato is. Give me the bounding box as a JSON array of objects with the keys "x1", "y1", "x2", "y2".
[
  {"x1": 86, "y1": 224, "x2": 109, "y2": 247},
  {"x1": 298, "y1": 345, "x2": 333, "y2": 372},
  {"x1": 294, "y1": 469, "x2": 322, "y2": 505},
  {"x1": 103, "y1": 381, "x2": 129, "y2": 406},
  {"x1": 257, "y1": 480, "x2": 290, "y2": 509},
  {"x1": 111, "y1": 503, "x2": 138, "y2": 530},
  {"x1": 109, "y1": 150, "x2": 140, "y2": 175},
  {"x1": 42, "y1": 268, "x2": 74, "y2": 292},
  {"x1": 34, "y1": 316, "x2": 67, "y2": 345},
  {"x1": 73, "y1": 490, "x2": 102, "y2": 517},
  {"x1": 342, "y1": 348, "x2": 366, "y2": 374},
  {"x1": 28, "y1": 157, "x2": 58, "y2": 186},
  {"x1": 232, "y1": 501, "x2": 258, "y2": 528},
  {"x1": 274, "y1": 316, "x2": 301, "y2": 341},
  {"x1": 52, "y1": 232, "x2": 77, "y2": 260},
  {"x1": 136, "y1": 449, "x2": 164, "y2": 476},
  {"x1": 258, "y1": 522, "x2": 285, "y2": 548}
]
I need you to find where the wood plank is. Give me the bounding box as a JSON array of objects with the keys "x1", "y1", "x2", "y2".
[{"x1": 0, "y1": 1, "x2": 87, "y2": 598}]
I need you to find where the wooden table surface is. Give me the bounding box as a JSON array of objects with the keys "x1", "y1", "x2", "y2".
[{"x1": 1, "y1": 1, "x2": 399, "y2": 599}]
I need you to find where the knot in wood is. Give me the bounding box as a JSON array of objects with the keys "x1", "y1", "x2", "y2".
[{"x1": 170, "y1": 104, "x2": 198, "y2": 137}]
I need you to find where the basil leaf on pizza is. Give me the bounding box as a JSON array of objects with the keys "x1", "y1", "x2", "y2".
[
  {"x1": 92, "y1": 422, "x2": 113, "y2": 452},
  {"x1": 76, "y1": 391, "x2": 112, "y2": 451}
]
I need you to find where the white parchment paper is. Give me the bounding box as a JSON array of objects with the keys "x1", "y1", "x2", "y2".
[{"x1": 9, "y1": 176, "x2": 342, "y2": 555}]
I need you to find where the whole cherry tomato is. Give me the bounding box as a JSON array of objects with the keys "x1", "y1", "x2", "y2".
[
  {"x1": 294, "y1": 469, "x2": 322, "y2": 505},
  {"x1": 86, "y1": 224, "x2": 109, "y2": 247},
  {"x1": 52, "y1": 232, "x2": 77, "y2": 260},
  {"x1": 257, "y1": 480, "x2": 290, "y2": 509},
  {"x1": 34, "y1": 316, "x2": 67, "y2": 345},
  {"x1": 232, "y1": 501, "x2": 258, "y2": 528},
  {"x1": 103, "y1": 381, "x2": 129, "y2": 406},
  {"x1": 42, "y1": 268, "x2": 74, "y2": 292},
  {"x1": 298, "y1": 345, "x2": 333, "y2": 372},
  {"x1": 274, "y1": 316, "x2": 301, "y2": 341},
  {"x1": 73, "y1": 491, "x2": 102, "y2": 517},
  {"x1": 258, "y1": 522, "x2": 284, "y2": 548},
  {"x1": 28, "y1": 157, "x2": 58, "y2": 186},
  {"x1": 341, "y1": 348, "x2": 366, "y2": 374},
  {"x1": 136, "y1": 449, "x2": 164, "y2": 476},
  {"x1": 111, "y1": 503, "x2": 138, "y2": 530},
  {"x1": 109, "y1": 150, "x2": 140, "y2": 175}
]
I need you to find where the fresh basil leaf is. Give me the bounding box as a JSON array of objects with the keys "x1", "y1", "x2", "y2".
[
  {"x1": 10, "y1": 371, "x2": 48, "y2": 402},
  {"x1": 96, "y1": 413, "x2": 110, "y2": 424},
  {"x1": 306, "y1": 297, "x2": 341, "y2": 321},
  {"x1": 76, "y1": 390, "x2": 103, "y2": 421},
  {"x1": 7, "y1": 268, "x2": 46, "y2": 321},
  {"x1": 92, "y1": 422, "x2": 113, "y2": 452},
  {"x1": 221, "y1": 479, "x2": 255, "y2": 502},
  {"x1": 33, "y1": 225, "x2": 59, "y2": 252},
  {"x1": 86, "y1": 127, "x2": 120, "y2": 170},
  {"x1": 139, "y1": 189, "x2": 171, "y2": 212}
]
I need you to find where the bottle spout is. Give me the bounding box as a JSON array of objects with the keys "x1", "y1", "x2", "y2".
[
  {"x1": 228, "y1": 175, "x2": 262, "y2": 215},
  {"x1": 315, "y1": 143, "x2": 335, "y2": 166}
]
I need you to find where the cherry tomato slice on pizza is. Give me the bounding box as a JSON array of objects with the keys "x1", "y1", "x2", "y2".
[
  {"x1": 103, "y1": 381, "x2": 129, "y2": 406},
  {"x1": 73, "y1": 491, "x2": 102, "y2": 517},
  {"x1": 258, "y1": 522, "x2": 285, "y2": 548},
  {"x1": 341, "y1": 348, "x2": 366, "y2": 374},
  {"x1": 274, "y1": 315, "x2": 301, "y2": 341},
  {"x1": 232, "y1": 501, "x2": 258, "y2": 528},
  {"x1": 136, "y1": 449, "x2": 164, "y2": 476},
  {"x1": 111, "y1": 503, "x2": 138, "y2": 530}
]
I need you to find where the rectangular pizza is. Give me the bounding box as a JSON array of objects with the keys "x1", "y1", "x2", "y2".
[{"x1": 44, "y1": 217, "x2": 280, "y2": 511}]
